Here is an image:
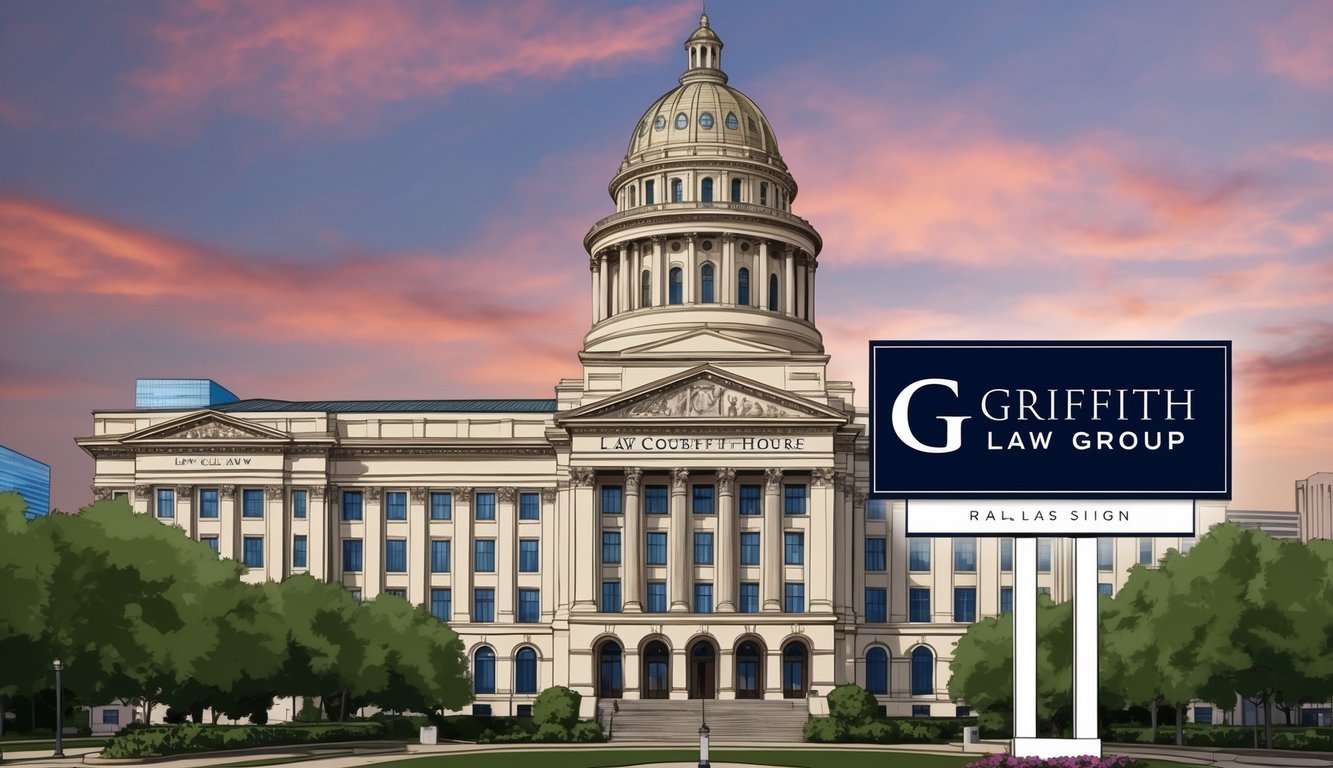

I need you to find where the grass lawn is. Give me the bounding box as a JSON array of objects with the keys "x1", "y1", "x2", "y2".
[
  {"x1": 367, "y1": 750, "x2": 1204, "y2": 768},
  {"x1": 0, "y1": 737, "x2": 107, "y2": 751}
]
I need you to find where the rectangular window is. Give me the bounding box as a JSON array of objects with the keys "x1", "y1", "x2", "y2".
[
  {"x1": 386, "y1": 588, "x2": 406, "y2": 599},
  {"x1": 385, "y1": 539, "x2": 407, "y2": 573},
  {"x1": 473, "y1": 588, "x2": 495, "y2": 622},
  {"x1": 644, "y1": 179, "x2": 655, "y2": 205},
  {"x1": 865, "y1": 537, "x2": 887, "y2": 571},
  {"x1": 1098, "y1": 538, "x2": 1114, "y2": 570},
  {"x1": 518, "y1": 588, "x2": 541, "y2": 622},
  {"x1": 1098, "y1": 582, "x2": 1114, "y2": 597},
  {"x1": 475, "y1": 492, "x2": 496, "y2": 521},
  {"x1": 1000, "y1": 586, "x2": 1013, "y2": 615},
  {"x1": 1037, "y1": 538, "x2": 1053, "y2": 572},
  {"x1": 783, "y1": 484, "x2": 807, "y2": 515},
  {"x1": 198, "y1": 488, "x2": 218, "y2": 519},
  {"x1": 909, "y1": 587, "x2": 931, "y2": 622},
  {"x1": 1000, "y1": 537, "x2": 1013, "y2": 572},
  {"x1": 430, "y1": 492, "x2": 452, "y2": 520},
  {"x1": 242, "y1": 488, "x2": 263, "y2": 518},
  {"x1": 954, "y1": 587, "x2": 977, "y2": 622},
  {"x1": 646, "y1": 531, "x2": 667, "y2": 565},
  {"x1": 865, "y1": 587, "x2": 887, "y2": 622},
  {"x1": 519, "y1": 492, "x2": 540, "y2": 520},
  {"x1": 694, "y1": 531, "x2": 714, "y2": 565},
  {"x1": 644, "y1": 485, "x2": 668, "y2": 514},
  {"x1": 156, "y1": 487, "x2": 175, "y2": 518},
  {"x1": 292, "y1": 489, "x2": 307, "y2": 519},
  {"x1": 692, "y1": 485, "x2": 715, "y2": 514},
  {"x1": 1138, "y1": 537, "x2": 1153, "y2": 565},
  {"x1": 102, "y1": 709, "x2": 120, "y2": 725},
  {"x1": 201, "y1": 535, "x2": 219, "y2": 552},
  {"x1": 342, "y1": 491, "x2": 363, "y2": 521},
  {"x1": 694, "y1": 582, "x2": 713, "y2": 613},
  {"x1": 350, "y1": 588, "x2": 362, "y2": 602},
  {"x1": 739, "y1": 484, "x2": 762, "y2": 515},
  {"x1": 602, "y1": 531, "x2": 622, "y2": 564},
  {"x1": 739, "y1": 582, "x2": 759, "y2": 613},
  {"x1": 518, "y1": 538, "x2": 539, "y2": 572},
  {"x1": 242, "y1": 536, "x2": 264, "y2": 568},
  {"x1": 912, "y1": 705, "x2": 930, "y2": 718},
  {"x1": 602, "y1": 581, "x2": 622, "y2": 613},
  {"x1": 740, "y1": 531, "x2": 760, "y2": 565},
  {"x1": 784, "y1": 582, "x2": 804, "y2": 613},
  {"x1": 342, "y1": 539, "x2": 362, "y2": 572},
  {"x1": 474, "y1": 539, "x2": 496, "y2": 572},
  {"x1": 953, "y1": 538, "x2": 977, "y2": 572},
  {"x1": 516, "y1": 705, "x2": 532, "y2": 718},
  {"x1": 431, "y1": 539, "x2": 451, "y2": 573},
  {"x1": 866, "y1": 499, "x2": 888, "y2": 520},
  {"x1": 472, "y1": 704, "x2": 492, "y2": 717},
  {"x1": 601, "y1": 485, "x2": 623, "y2": 515},
  {"x1": 430, "y1": 588, "x2": 451, "y2": 621},
  {"x1": 784, "y1": 531, "x2": 804, "y2": 565},
  {"x1": 293, "y1": 535, "x2": 307, "y2": 568},
  {"x1": 909, "y1": 538, "x2": 931, "y2": 571},
  {"x1": 386, "y1": 491, "x2": 407, "y2": 521},
  {"x1": 1038, "y1": 586, "x2": 1052, "y2": 598},
  {"x1": 1195, "y1": 706, "x2": 1214, "y2": 725},
  {"x1": 647, "y1": 581, "x2": 667, "y2": 613}
]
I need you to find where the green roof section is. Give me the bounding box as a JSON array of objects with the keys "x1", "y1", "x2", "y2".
[{"x1": 210, "y1": 398, "x2": 557, "y2": 414}]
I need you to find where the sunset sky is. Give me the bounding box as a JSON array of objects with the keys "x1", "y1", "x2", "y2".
[{"x1": 1, "y1": 0, "x2": 1330, "y2": 514}]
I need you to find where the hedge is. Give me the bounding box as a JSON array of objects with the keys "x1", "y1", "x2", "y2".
[
  {"x1": 1105, "y1": 725, "x2": 1333, "y2": 750},
  {"x1": 804, "y1": 715, "x2": 979, "y2": 744},
  {"x1": 100, "y1": 722, "x2": 385, "y2": 758}
]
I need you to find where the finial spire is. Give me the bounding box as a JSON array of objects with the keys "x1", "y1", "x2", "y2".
[{"x1": 681, "y1": 10, "x2": 726, "y2": 85}]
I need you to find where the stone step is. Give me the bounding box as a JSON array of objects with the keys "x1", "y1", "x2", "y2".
[{"x1": 597, "y1": 699, "x2": 808, "y2": 743}]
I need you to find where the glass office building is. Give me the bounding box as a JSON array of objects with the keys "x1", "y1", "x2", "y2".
[
  {"x1": 135, "y1": 379, "x2": 238, "y2": 409},
  {"x1": 0, "y1": 445, "x2": 51, "y2": 519}
]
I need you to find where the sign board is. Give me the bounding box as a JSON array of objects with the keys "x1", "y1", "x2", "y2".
[{"x1": 905, "y1": 499, "x2": 1195, "y2": 536}]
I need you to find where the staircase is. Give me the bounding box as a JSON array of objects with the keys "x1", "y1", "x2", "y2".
[{"x1": 598, "y1": 698, "x2": 808, "y2": 743}]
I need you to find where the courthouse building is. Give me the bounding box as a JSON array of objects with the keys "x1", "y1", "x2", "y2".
[{"x1": 78, "y1": 16, "x2": 1224, "y2": 720}]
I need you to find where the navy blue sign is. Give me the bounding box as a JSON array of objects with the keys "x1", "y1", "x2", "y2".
[{"x1": 870, "y1": 341, "x2": 1231, "y2": 499}]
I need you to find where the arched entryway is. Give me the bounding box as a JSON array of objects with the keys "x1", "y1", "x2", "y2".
[
  {"x1": 641, "y1": 640, "x2": 670, "y2": 699},
  {"x1": 734, "y1": 640, "x2": 764, "y2": 699},
  {"x1": 687, "y1": 640, "x2": 717, "y2": 699},
  {"x1": 597, "y1": 640, "x2": 623, "y2": 698},
  {"x1": 782, "y1": 641, "x2": 808, "y2": 699}
]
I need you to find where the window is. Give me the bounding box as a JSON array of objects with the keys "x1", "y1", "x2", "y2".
[
  {"x1": 699, "y1": 112, "x2": 714, "y2": 130},
  {"x1": 342, "y1": 491, "x2": 363, "y2": 521},
  {"x1": 156, "y1": 488, "x2": 174, "y2": 518},
  {"x1": 909, "y1": 587, "x2": 930, "y2": 622},
  {"x1": 726, "y1": 111, "x2": 739, "y2": 130},
  {"x1": 674, "y1": 113, "x2": 687, "y2": 130},
  {"x1": 472, "y1": 704, "x2": 492, "y2": 717},
  {"x1": 645, "y1": 485, "x2": 668, "y2": 514},
  {"x1": 293, "y1": 535, "x2": 307, "y2": 569},
  {"x1": 1037, "y1": 538, "x2": 1053, "y2": 572},
  {"x1": 385, "y1": 539, "x2": 407, "y2": 572},
  {"x1": 784, "y1": 484, "x2": 806, "y2": 515},
  {"x1": 1195, "y1": 706, "x2": 1214, "y2": 725},
  {"x1": 198, "y1": 488, "x2": 218, "y2": 519},
  {"x1": 473, "y1": 588, "x2": 496, "y2": 622},
  {"x1": 701, "y1": 263, "x2": 715, "y2": 302},
  {"x1": 515, "y1": 648, "x2": 538, "y2": 694},
  {"x1": 511, "y1": 492, "x2": 539, "y2": 520},
  {"x1": 519, "y1": 539, "x2": 539, "y2": 572},
  {"x1": 474, "y1": 540, "x2": 496, "y2": 572},
  {"x1": 641, "y1": 270, "x2": 652, "y2": 308},
  {"x1": 601, "y1": 485, "x2": 623, "y2": 515},
  {"x1": 242, "y1": 489, "x2": 263, "y2": 518},
  {"x1": 646, "y1": 532, "x2": 667, "y2": 565},
  {"x1": 669, "y1": 267, "x2": 683, "y2": 304},
  {"x1": 1098, "y1": 538, "x2": 1114, "y2": 570},
  {"x1": 647, "y1": 581, "x2": 667, "y2": 613},
  {"x1": 349, "y1": 588, "x2": 362, "y2": 602},
  {"x1": 645, "y1": 179, "x2": 654, "y2": 205},
  {"x1": 1000, "y1": 537, "x2": 1013, "y2": 572},
  {"x1": 102, "y1": 709, "x2": 120, "y2": 725},
  {"x1": 292, "y1": 489, "x2": 307, "y2": 519},
  {"x1": 1098, "y1": 582, "x2": 1114, "y2": 597},
  {"x1": 740, "y1": 582, "x2": 759, "y2": 613},
  {"x1": 342, "y1": 539, "x2": 362, "y2": 572},
  {"x1": 768, "y1": 274, "x2": 778, "y2": 310},
  {"x1": 739, "y1": 484, "x2": 761, "y2": 515},
  {"x1": 430, "y1": 492, "x2": 452, "y2": 520},
  {"x1": 866, "y1": 587, "x2": 887, "y2": 622},
  {"x1": 865, "y1": 537, "x2": 887, "y2": 571},
  {"x1": 731, "y1": 177, "x2": 742, "y2": 202},
  {"x1": 671, "y1": 177, "x2": 683, "y2": 202},
  {"x1": 738, "y1": 267, "x2": 750, "y2": 305},
  {"x1": 909, "y1": 538, "x2": 931, "y2": 571},
  {"x1": 784, "y1": 531, "x2": 804, "y2": 565},
  {"x1": 602, "y1": 531, "x2": 622, "y2": 564},
  {"x1": 740, "y1": 532, "x2": 760, "y2": 565},
  {"x1": 1138, "y1": 537, "x2": 1153, "y2": 565},
  {"x1": 518, "y1": 588, "x2": 541, "y2": 622},
  {"x1": 694, "y1": 531, "x2": 714, "y2": 564},
  {"x1": 201, "y1": 535, "x2": 219, "y2": 552},
  {"x1": 1000, "y1": 586, "x2": 1013, "y2": 615},
  {"x1": 243, "y1": 536, "x2": 264, "y2": 568},
  {"x1": 1038, "y1": 586, "x2": 1052, "y2": 598},
  {"x1": 386, "y1": 491, "x2": 407, "y2": 521},
  {"x1": 957, "y1": 706, "x2": 972, "y2": 718},
  {"x1": 692, "y1": 485, "x2": 715, "y2": 514},
  {"x1": 431, "y1": 539, "x2": 451, "y2": 573},
  {"x1": 911, "y1": 647, "x2": 934, "y2": 695},
  {"x1": 430, "y1": 588, "x2": 451, "y2": 621},
  {"x1": 694, "y1": 582, "x2": 713, "y2": 613},
  {"x1": 516, "y1": 705, "x2": 533, "y2": 717},
  {"x1": 760, "y1": 182, "x2": 768, "y2": 206},
  {"x1": 912, "y1": 705, "x2": 930, "y2": 717},
  {"x1": 386, "y1": 589, "x2": 406, "y2": 599},
  {"x1": 953, "y1": 587, "x2": 977, "y2": 622},
  {"x1": 475, "y1": 492, "x2": 496, "y2": 521},
  {"x1": 602, "y1": 581, "x2": 622, "y2": 613},
  {"x1": 953, "y1": 538, "x2": 977, "y2": 572},
  {"x1": 784, "y1": 582, "x2": 804, "y2": 613},
  {"x1": 866, "y1": 499, "x2": 888, "y2": 520},
  {"x1": 474, "y1": 647, "x2": 495, "y2": 693},
  {"x1": 866, "y1": 647, "x2": 889, "y2": 695},
  {"x1": 701, "y1": 177, "x2": 714, "y2": 203}
]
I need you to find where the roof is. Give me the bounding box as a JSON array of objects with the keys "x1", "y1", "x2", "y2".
[{"x1": 207, "y1": 398, "x2": 558, "y2": 414}]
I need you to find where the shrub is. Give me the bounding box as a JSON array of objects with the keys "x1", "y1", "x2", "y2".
[
  {"x1": 803, "y1": 717, "x2": 848, "y2": 743},
  {"x1": 826, "y1": 684, "x2": 880, "y2": 727},
  {"x1": 532, "y1": 686, "x2": 581, "y2": 731},
  {"x1": 848, "y1": 722, "x2": 894, "y2": 743},
  {"x1": 534, "y1": 723, "x2": 571, "y2": 742},
  {"x1": 100, "y1": 722, "x2": 385, "y2": 758},
  {"x1": 570, "y1": 720, "x2": 605, "y2": 742},
  {"x1": 368, "y1": 714, "x2": 430, "y2": 739},
  {"x1": 164, "y1": 708, "x2": 188, "y2": 725},
  {"x1": 966, "y1": 756, "x2": 1143, "y2": 768},
  {"x1": 894, "y1": 719, "x2": 945, "y2": 743},
  {"x1": 295, "y1": 697, "x2": 323, "y2": 723},
  {"x1": 1275, "y1": 729, "x2": 1333, "y2": 751}
]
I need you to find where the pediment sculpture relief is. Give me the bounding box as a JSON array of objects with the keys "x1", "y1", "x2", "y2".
[
  {"x1": 160, "y1": 418, "x2": 268, "y2": 440},
  {"x1": 625, "y1": 381, "x2": 789, "y2": 418}
]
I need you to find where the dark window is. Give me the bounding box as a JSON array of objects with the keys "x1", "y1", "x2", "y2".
[
  {"x1": 430, "y1": 492, "x2": 451, "y2": 520},
  {"x1": 866, "y1": 647, "x2": 888, "y2": 695},
  {"x1": 1000, "y1": 537, "x2": 1013, "y2": 571},
  {"x1": 198, "y1": 488, "x2": 218, "y2": 519},
  {"x1": 341, "y1": 539, "x2": 361, "y2": 572},
  {"x1": 768, "y1": 274, "x2": 778, "y2": 310},
  {"x1": 866, "y1": 587, "x2": 887, "y2": 622},
  {"x1": 731, "y1": 177, "x2": 742, "y2": 201},
  {"x1": 646, "y1": 532, "x2": 667, "y2": 565},
  {"x1": 645, "y1": 179, "x2": 655, "y2": 204},
  {"x1": 738, "y1": 267, "x2": 750, "y2": 305},
  {"x1": 646, "y1": 581, "x2": 667, "y2": 613},
  {"x1": 693, "y1": 582, "x2": 713, "y2": 613},
  {"x1": 156, "y1": 488, "x2": 174, "y2": 519},
  {"x1": 953, "y1": 538, "x2": 977, "y2": 572},
  {"x1": 641, "y1": 270, "x2": 652, "y2": 308},
  {"x1": 473, "y1": 588, "x2": 496, "y2": 622},
  {"x1": 431, "y1": 539, "x2": 451, "y2": 573},
  {"x1": 953, "y1": 587, "x2": 977, "y2": 622},
  {"x1": 784, "y1": 531, "x2": 803, "y2": 565},
  {"x1": 602, "y1": 581, "x2": 621, "y2": 612},
  {"x1": 474, "y1": 539, "x2": 495, "y2": 572},
  {"x1": 784, "y1": 484, "x2": 806, "y2": 515},
  {"x1": 694, "y1": 531, "x2": 714, "y2": 564},
  {"x1": 645, "y1": 485, "x2": 668, "y2": 513},
  {"x1": 293, "y1": 535, "x2": 307, "y2": 568},
  {"x1": 518, "y1": 539, "x2": 539, "y2": 572},
  {"x1": 385, "y1": 539, "x2": 407, "y2": 573},
  {"x1": 671, "y1": 178, "x2": 683, "y2": 202},
  {"x1": 242, "y1": 489, "x2": 262, "y2": 518},
  {"x1": 784, "y1": 582, "x2": 804, "y2": 613},
  {"x1": 866, "y1": 537, "x2": 887, "y2": 571},
  {"x1": 701, "y1": 263, "x2": 715, "y2": 303},
  {"x1": 911, "y1": 648, "x2": 934, "y2": 695},
  {"x1": 601, "y1": 485, "x2": 623, "y2": 515},
  {"x1": 475, "y1": 492, "x2": 496, "y2": 521},
  {"x1": 515, "y1": 648, "x2": 538, "y2": 693},
  {"x1": 602, "y1": 531, "x2": 622, "y2": 564},
  {"x1": 386, "y1": 491, "x2": 407, "y2": 520},
  {"x1": 909, "y1": 587, "x2": 930, "y2": 622},
  {"x1": 430, "y1": 588, "x2": 451, "y2": 621},
  {"x1": 909, "y1": 538, "x2": 931, "y2": 571},
  {"x1": 701, "y1": 177, "x2": 714, "y2": 203},
  {"x1": 519, "y1": 492, "x2": 540, "y2": 520},
  {"x1": 669, "y1": 268, "x2": 683, "y2": 304},
  {"x1": 738, "y1": 484, "x2": 761, "y2": 514},
  {"x1": 518, "y1": 589, "x2": 540, "y2": 622},
  {"x1": 473, "y1": 647, "x2": 495, "y2": 693},
  {"x1": 739, "y1": 583, "x2": 759, "y2": 613},
  {"x1": 740, "y1": 531, "x2": 760, "y2": 565},
  {"x1": 292, "y1": 490, "x2": 307, "y2": 519},
  {"x1": 1000, "y1": 586, "x2": 1013, "y2": 615},
  {"x1": 342, "y1": 491, "x2": 363, "y2": 521}
]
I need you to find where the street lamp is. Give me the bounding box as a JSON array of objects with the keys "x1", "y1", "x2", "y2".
[
  {"x1": 697, "y1": 699, "x2": 710, "y2": 768},
  {"x1": 52, "y1": 659, "x2": 64, "y2": 759}
]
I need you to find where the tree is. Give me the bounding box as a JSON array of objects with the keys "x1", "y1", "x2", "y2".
[
  {"x1": 825, "y1": 684, "x2": 879, "y2": 727},
  {"x1": 0, "y1": 493, "x2": 55, "y2": 753}
]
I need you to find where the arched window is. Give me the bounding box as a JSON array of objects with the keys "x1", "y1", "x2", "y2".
[
  {"x1": 474, "y1": 646, "x2": 496, "y2": 695},
  {"x1": 641, "y1": 270, "x2": 652, "y2": 308},
  {"x1": 701, "y1": 177, "x2": 713, "y2": 203},
  {"x1": 643, "y1": 640, "x2": 670, "y2": 699},
  {"x1": 515, "y1": 647, "x2": 537, "y2": 694},
  {"x1": 671, "y1": 178, "x2": 683, "y2": 203},
  {"x1": 669, "y1": 267, "x2": 683, "y2": 305},
  {"x1": 768, "y1": 274, "x2": 779, "y2": 311},
  {"x1": 760, "y1": 182, "x2": 768, "y2": 206},
  {"x1": 645, "y1": 180, "x2": 655, "y2": 205},
  {"x1": 737, "y1": 267, "x2": 750, "y2": 306},
  {"x1": 629, "y1": 186, "x2": 637, "y2": 207},
  {"x1": 701, "y1": 263, "x2": 715, "y2": 303},
  {"x1": 782, "y1": 642, "x2": 808, "y2": 699},
  {"x1": 866, "y1": 647, "x2": 888, "y2": 695},
  {"x1": 599, "y1": 641, "x2": 623, "y2": 698},
  {"x1": 731, "y1": 178, "x2": 742, "y2": 202},
  {"x1": 911, "y1": 647, "x2": 934, "y2": 696}
]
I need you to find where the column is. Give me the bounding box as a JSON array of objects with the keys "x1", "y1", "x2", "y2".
[
  {"x1": 364, "y1": 487, "x2": 383, "y2": 597},
  {"x1": 721, "y1": 234, "x2": 735, "y2": 305},
  {"x1": 810, "y1": 469, "x2": 835, "y2": 612},
  {"x1": 309, "y1": 485, "x2": 329, "y2": 580},
  {"x1": 715, "y1": 469, "x2": 737, "y2": 612},
  {"x1": 762, "y1": 468, "x2": 783, "y2": 611},
  {"x1": 623, "y1": 468, "x2": 644, "y2": 612},
  {"x1": 590, "y1": 256, "x2": 601, "y2": 323},
  {"x1": 409, "y1": 488, "x2": 428, "y2": 606},
  {"x1": 571, "y1": 468, "x2": 597, "y2": 612},
  {"x1": 669, "y1": 468, "x2": 690, "y2": 611},
  {"x1": 498, "y1": 488, "x2": 517, "y2": 621},
  {"x1": 631, "y1": 242, "x2": 641, "y2": 310},
  {"x1": 757, "y1": 241, "x2": 769, "y2": 310},
  {"x1": 1013, "y1": 537, "x2": 1037, "y2": 741},
  {"x1": 795, "y1": 253, "x2": 805, "y2": 320},
  {"x1": 452, "y1": 488, "x2": 473, "y2": 623},
  {"x1": 598, "y1": 254, "x2": 608, "y2": 320},
  {"x1": 219, "y1": 485, "x2": 237, "y2": 560},
  {"x1": 618, "y1": 245, "x2": 630, "y2": 315},
  {"x1": 265, "y1": 484, "x2": 285, "y2": 581},
  {"x1": 783, "y1": 246, "x2": 795, "y2": 316},
  {"x1": 175, "y1": 485, "x2": 194, "y2": 539},
  {"x1": 1074, "y1": 537, "x2": 1100, "y2": 743},
  {"x1": 808, "y1": 260, "x2": 817, "y2": 323},
  {"x1": 654, "y1": 236, "x2": 667, "y2": 307},
  {"x1": 684, "y1": 235, "x2": 696, "y2": 303}
]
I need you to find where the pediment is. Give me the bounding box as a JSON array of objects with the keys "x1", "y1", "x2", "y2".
[
  {"x1": 123, "y1": 411, "x2": 291, "y2": 442},
  {"x1": 621, "y1": 330, "x2": 792, "y2": 358}
]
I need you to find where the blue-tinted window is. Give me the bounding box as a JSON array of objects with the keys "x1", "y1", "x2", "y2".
[
  {"x1": 386, "y1": 491, "x2": 407, "y2": 520},
  {"x1": 865, "y1": 537, "x2": 886, "y2": 571},
  {"x1": 156, "y1": 488, "x2": 174, "y2": 518},
  {"x1": 784, "y1": 531, "x2": 804, "y2": 565},
  {"x1": 739, "y1": 583, "x2": 759, "y2": 613},
  {"x1": 645, "y1": 485, "x2": 668, "y2": 514},
  {"x1": 866, "y1": 499, "x2": 888, "y2": 520},
  {"x1": 518, "y1": 588, "x2": 541, "y2": 622},
  {"x1": 671, "y1": 177, "x2": 683, "y2": 202},
  {"x1": 1038, "y1": 538, "x2": 1053, "y2": 572},
  {"x1": 738, "y1": 267, "x2": 750, "y2": 305},
  {"x1": 731, "y1": 177, "x2": 742, "y2": 201},
  {"x1": 474, "y1": 647, "x2": 495, "y2": 692},
  {"x1": 601, "y1": 485, "x2": 623, "y2": 515},
  {"x1": 646, "y1": 532, "x2": 667, "y2": 565},
  {"x1": 102, "y1": 709, "x2": 120, "y2": 725},
  {"x1": 430, "y1": 588, "x2": 451, "y2": 621},
  {"x1": 1195, "y1": 706, "x2": 1213, "y2": 725},
  {"x1": 768, "y1": 274, "x2": 778, "y2": 310},
  {"x1": 866, "y1": 647, "x2": 889, "y2": 695},
  {"x1": 909, "y1": 538, "x2": 931, "y2": 571},
  {"x1": 739, "y1": 484, "x2": 762, "y2": 515},
  {"x1": 242, "y1": 489, "x2": 263, "y2": 518},
  {"x1": 342, "y1": 491, "x2": 363, "y2": 521},
  {"x1": 1001, "y1": 586, "x2": 1013, "y2": 615},
  {"x1": 519, "y1": 492, "x2": 540, "y2": 520},
  {"x1": 602, "y1": 581, "x2": 622, "y2": 613},
  {"x1": 474, "y1": 540, "x2": 496, "y2": 572},
  {"x1": 694, "y1": 531, "x2": 714, "y2": 564},
  {"x1": 953, "y1": 538, "x2": 977, "y2": 572},
  {"x1": 784, "y1": 582, "x2": 804, "y2": 613},
  {"x1": 646, "y1": 581, "x2": 667, "y2": 613},
  {"x1": 385, "y1": 539, "x2": 407, "y2": 572},
  {"x1": 430, "y1": 492, "x2": 452, "y2": 520},
  {"x1": 292, "y1": 489, "x2": 307, "y2": 519},
  {"x1": 431, "y1": 539, "x2": 451, "y2": 573},
  {"x1": 342, "y1": 539, "x2": 362, "y2": 572},
  {"x1": 701, "y1": 177, "x2": 714, "y2": 203},
  {"x1": 784, "y1": 485, "x2": 806, "y2": 515},
  {"x1": 198, "y1": 488, "x2": 218, "y2": 518},
  {"x1": 473, "y1": 588, "x2": 495, "y2": 622},
  {"x1": 293, "y1": 535, "x2": 307, "y2": 568},
  {"x1": 242, "y1": 536, "x2": 264, "y2": 568},
  {"x1": 1138, "y1": 537, "x2": 1153, "y2": 565},
  {"x1": 602, "y1": 531, "x2": 622, "y2": 564},
  {"x1": 202, "y1": 535, "x2": 219, "y2": 552},
  {"x1": 1098, "y1": 582, "x2": 1114, "y2": 597},
  {"x1": 693, "y1": 582, "x2": 713, "y2": 613},
  {"x1": 692, "y1": 485, "x2": 714, "y2": 514},
  {"x1": 515, "y1": 648, "x2": 538, "y2": 693},
  {"x1": 669, "y1": 268, "x2": 683, "y2": 304},
  {"x1": 866, "y1": 587, "x2": 887, "y2": 622},
  {"x1": 1098, "y1": 538, "x2": 1114, "y2": 570},
  {"x1": 645, "y1": 179, "x2": 655, "y2": 205},
  {"x1": 740, "y1": 531, "x2": 760, "y2": 565},
  {"x1": 909, "y1": 587, "x2": 930, "y2": 622},
  {"x1": 760, "y1": 181, "x2": 768, "y2": 206},
  {"x1": 518, "y1": 539, "x2": 539, "y2": 572},
  {"x1": 911, "y1": 647, "x2": 934, "y2": 695},
  {"x1": 1001, "y1": 538, "x2": 1013, "y2": 572},
  {"x1": 475, "y1": 492, "x2": 496, "y2": 521},
  {"x1": 953, "y1": 587, "x2": 977, "y2": 622},
  {"x1": 701, "y1": 263, "x2": 715, "y2": 302}
]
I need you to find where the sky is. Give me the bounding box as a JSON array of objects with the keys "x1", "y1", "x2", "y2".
[{"x1": 1, "y1": 0, "x2": 1330, "y2": 515}]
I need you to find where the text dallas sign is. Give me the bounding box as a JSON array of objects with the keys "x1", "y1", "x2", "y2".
[{"x1": 869, "y1": 341, "x2": 1231, "y2": 536}]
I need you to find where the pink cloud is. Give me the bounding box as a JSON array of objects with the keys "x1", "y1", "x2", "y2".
[{"x1": 1262, "y1": 2, "x2": 1333, "y2": 89}]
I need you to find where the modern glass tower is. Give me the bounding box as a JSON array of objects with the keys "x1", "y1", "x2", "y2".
[{"x1": 0, "y1": 444, "x2": 51, "y2": 519}]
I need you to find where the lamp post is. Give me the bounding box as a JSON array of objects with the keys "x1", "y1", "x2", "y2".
[
  {"x1": 52, "y1": 659, "x2": 64, "y2": 759},
  {"x1": 697, "y1": 699, "x2": 710, "y2": 768}
]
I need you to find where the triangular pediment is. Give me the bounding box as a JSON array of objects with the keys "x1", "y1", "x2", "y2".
[
  {"x1": 558, "y1": 365, "x2": 848, "y2": 424},
  {"x1": 621, "y1": 330, "x2": 793, "y2": 358},
  {"x1": 123, "y1": 411, "x2": 292, "y2": 442}
]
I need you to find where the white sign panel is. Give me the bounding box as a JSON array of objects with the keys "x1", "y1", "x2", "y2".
[{"x1": 906, "y1": 499, "x2": 1195, "y2": 536}]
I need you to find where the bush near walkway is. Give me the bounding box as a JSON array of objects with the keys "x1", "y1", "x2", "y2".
[{"x1": 100, "y1": 722, "x2": 385, "y2": 758}]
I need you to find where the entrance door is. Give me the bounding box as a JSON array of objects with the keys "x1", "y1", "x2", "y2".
[
  {"x1": 688, "y1": 642, "x2": 716, "y2": 699},
  {"x1": 735, "y1": 641, "x2": 762, "y2": 699},
  {"x1": 642, "y1": 641, "x2": 670, "y2": 699},
  {"x1": 598, "y1": 641, "x2": 623, "y2": 698},
  {"x1": 782, "y1": 642, "x2": 807, "y2": 699}
]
